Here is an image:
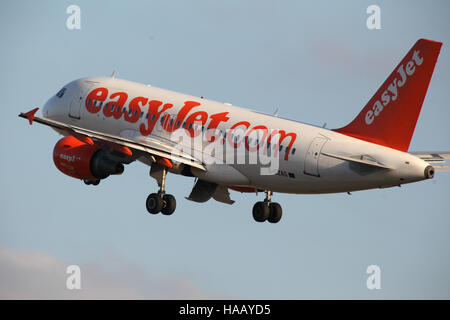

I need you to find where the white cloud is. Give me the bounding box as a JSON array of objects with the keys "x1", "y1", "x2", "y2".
[{"x1": 0, "y1": 247, "x2": 222, "y2": 299}]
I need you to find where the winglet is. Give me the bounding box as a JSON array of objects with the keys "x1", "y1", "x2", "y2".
[{"x1": 23, "y1": 107, "x2": 39, "y2": 125}]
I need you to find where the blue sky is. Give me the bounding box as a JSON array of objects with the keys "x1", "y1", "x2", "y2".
[{"x1": 1, "y1": 0, "x2": 449, "y2": 299}]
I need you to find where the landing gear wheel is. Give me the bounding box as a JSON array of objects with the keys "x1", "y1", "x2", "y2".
[
  {"x1": 161, "y1": 194, "x2": 176, "y2": 215},
  {"x1": 268, "y1": 202, "x2": 282, "y2": 223},
  {"x1": 146, "y1": 193, "x2": 163, "y2": 214},
  {"x1": 253, "y1": 201, "x2": 270, "y2": 222},
  {"x1": 146, "y1": 164, "x2": 177, "y2": 216},
  {"x1": 83, "y1": 179, "x2": 100, "y2": 186}
]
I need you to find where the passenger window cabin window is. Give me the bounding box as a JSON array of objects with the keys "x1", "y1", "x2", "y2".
[
  {"x1": 151, "y1": 114, "x2": 156, "y2": 121},
  {"x1": 292, "y1": 148, "x2": 296, "y2": 155},
  {"x1": 279, "y1": 145, "x2": 283, "y2": 152},
  {"x1": 88, "y1": 98, "x2": 92, "y2": 105},
  {"x1": 146, "y1": 113, "x2": 149, "y2": 119}
]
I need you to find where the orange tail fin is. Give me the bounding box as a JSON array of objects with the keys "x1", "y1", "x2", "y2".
[{"x1": 333, "y1": 39, "x2": 442, "y2": 152}]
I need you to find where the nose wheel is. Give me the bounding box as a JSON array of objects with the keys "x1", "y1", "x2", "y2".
[
  {"x1": 83, "y1": 179, "x2": 100, "y2": 186},
  {"x1": 252, "y1": 191, "x2": 282, "y2": 223},
  {"x1": 145, "y1": 163, "x2": 177, "y2": 216}
]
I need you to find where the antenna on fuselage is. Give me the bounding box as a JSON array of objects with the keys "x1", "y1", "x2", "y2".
[
  {"x1": 273, "y1": 107, "x2": 279, "y2": 117},
  {"x1": 111, "y1": 70, "x2": 116, "y2": 78}
]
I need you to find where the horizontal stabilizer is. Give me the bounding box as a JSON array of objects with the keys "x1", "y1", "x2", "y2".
[
  {"x1": 410, "y1": 151, "x2": 450, "y2": 163},
  {"x1": 322, "y1": 152, "x2": 393, "y2": 169},
  {"x1": 433, "y1": 165, "x2": 450, "y2": 172},
  {"x1": 410, "y1": 151, "x2": 450, "y2": 172}
]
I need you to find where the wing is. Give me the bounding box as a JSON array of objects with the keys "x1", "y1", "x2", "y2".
[
  {"x1": 19, "y1": 110, "x2": 206, "y2": 171},
  {"x1": 410, "y1": 151, "x2": 450, "y2": 171}
]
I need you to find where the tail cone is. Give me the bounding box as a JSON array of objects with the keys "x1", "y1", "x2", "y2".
[{"x1": 424, "y1": 166, "x2": 435, "y2": 179}]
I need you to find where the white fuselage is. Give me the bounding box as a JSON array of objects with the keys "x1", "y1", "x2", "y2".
[{"x1": 42, "y1": 77, "x2": 430, "y2": 194}]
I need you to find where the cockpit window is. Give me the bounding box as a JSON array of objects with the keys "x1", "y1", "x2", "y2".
[{"x1": 56, "y1": 87, "x2": 66, "y2": 98}]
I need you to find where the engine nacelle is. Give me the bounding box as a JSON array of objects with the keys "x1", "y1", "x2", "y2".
[{"x1": 53, "y1": 136, "x2": 124, "y2": 180}]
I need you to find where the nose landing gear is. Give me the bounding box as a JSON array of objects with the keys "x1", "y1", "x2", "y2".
[
  {"x1": 83, "y1": 179, "x2": 100, "y2": 186},
  {"x1": 252, "y1": 190, "x2": 282, "y2": 223}
]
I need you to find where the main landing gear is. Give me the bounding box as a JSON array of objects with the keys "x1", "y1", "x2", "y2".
[
  {"x1": 146, "y1": 165, "x2": 176, "y2": 215},
  {"x1": 252, "y1": 190, "x2": 282, "y2": 223}
]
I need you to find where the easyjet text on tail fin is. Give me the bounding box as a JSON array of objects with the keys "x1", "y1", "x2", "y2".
[{"x1": 333, "y1": 39, "x2": 442, "y2": 152}]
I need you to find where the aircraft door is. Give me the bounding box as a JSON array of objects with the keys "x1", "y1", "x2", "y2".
[
  {"x1": 304, "y1": 136, "x2": 328, "y2": 177},
  {"x1": 69, "y1": 84, "x2": 93, "y2": 119}
]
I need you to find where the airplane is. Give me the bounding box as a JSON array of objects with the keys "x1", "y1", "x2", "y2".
[{"x1": 19, "y1": 38, "x2": 449, "y2": 224}]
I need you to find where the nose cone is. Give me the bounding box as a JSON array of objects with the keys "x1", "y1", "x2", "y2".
[
  {"x1": 42, "y1": 95, "x2": 58, "y2": 118},
  {"x1": 41, "y1": 98, "x2": 50, "y2": 117},
  {"x1": 43, "y1": 85, "x2": 73, "y2": 120}
]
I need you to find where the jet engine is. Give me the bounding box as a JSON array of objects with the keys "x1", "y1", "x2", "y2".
[{"x1": 53, "y1": 136, "x2": 124, "y2": 180}]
